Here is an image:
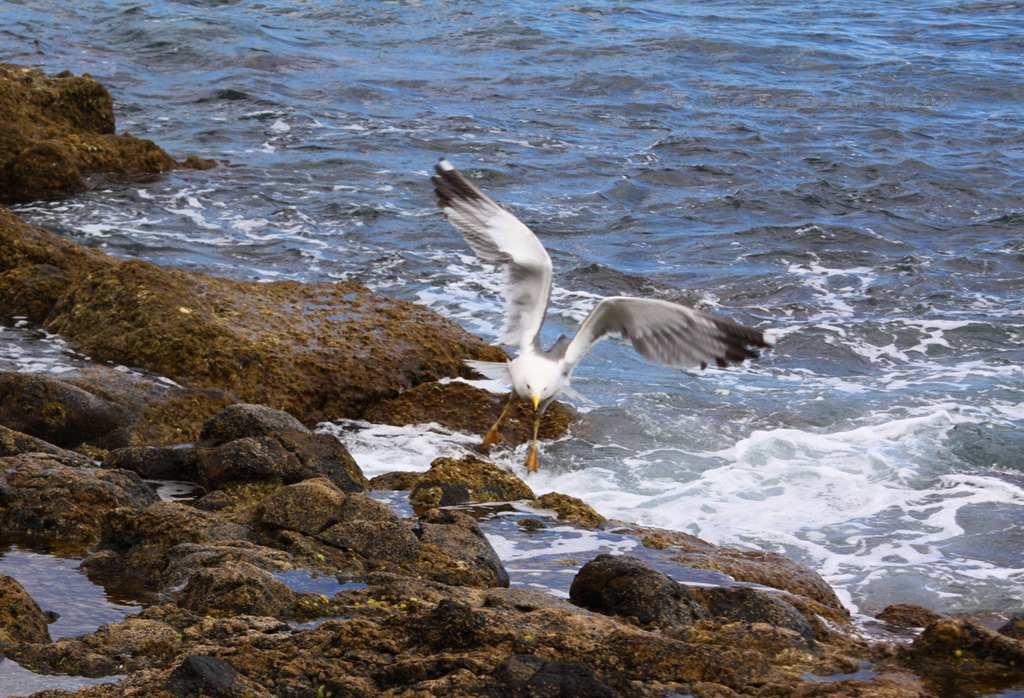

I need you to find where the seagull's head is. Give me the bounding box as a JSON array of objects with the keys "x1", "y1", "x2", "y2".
[{"x1": 513, "y1": 355, "x2": 565, "y2": 412}]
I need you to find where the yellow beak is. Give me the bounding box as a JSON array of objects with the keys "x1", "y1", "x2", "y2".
[{"x1": 531, "y1": 394, "x2": 541, "y2": 411}]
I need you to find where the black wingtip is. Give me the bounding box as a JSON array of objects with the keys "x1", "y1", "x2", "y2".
[{"x1": 431, "y1": 158, "x2": 484, "y2": 210}]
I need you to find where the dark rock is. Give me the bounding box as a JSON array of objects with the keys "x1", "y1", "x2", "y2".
[
  {"x1": 0, "y1": 574, "x2": 51, "y2": 643},
  {"x1": 0, "y1": 424, "x2": 94, "y2": 466},
  {"x1": 177, "y1": 561, "x2": 296, "y2": 617},
  {"x1": 0, "y1": 454, "x2": 157, "y2": 546},
  {"x1": 409, "y1": 455, "x2": 534, "y2": 510},
  {"x1": 258, "y1": 477, "x2": 344, "y2": 535},
  {"x1": 687, "y1": 585, "x2": 814, "y2": 642},
  {"x1": 167, "y1": 655, "x2": 243, "y2": 697},
  {"x1": 194, "y1": 431, "x2": 367, "y2": 492},
  {"x1": 495, "y1": 655, "x2": 616, "y2": 698},
  {"x1": 319, "y1": 518, "x2": 420, "y2": 563},
  {"x1": 104, "y1": 444, "x2": 196, "y2": 479},
  {"x1": 570, "y1": 554, "x2": 705, "y2": 627},
  {"x1": 364, "y1": 380, "x2": 574, "y2": 446},
  {"x1": 415, "y1": 509, "x2": 509, "y2": 588},
  {"x1": 999, "y1": 613, "x2": 1024, "y2": 640},
  {"x1": 533, "y1": 492, "x2": 605, "y2": 529},
  {"x1": 876, "y1": 603, "x2": 944, "y2": 629},
  {"x1": 370, "y1": 470, "x2": 422, "y2": 491},
  {"x1": 0, "y1": 371, "x2": 132, "y2": 448},
  {"x1": 518, "y1": 517, "x2": 546, "y2": 532},
  {"x1": 200, "y1": 403, "x2": 308, "y2": 445},
  {"x1": 0, "y1": 64, "x2": 175, "y2": 203}
]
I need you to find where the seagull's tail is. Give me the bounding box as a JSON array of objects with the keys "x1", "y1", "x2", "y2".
[{"x1": 464, "y1": 359, "x2": 512, "y2": 384}]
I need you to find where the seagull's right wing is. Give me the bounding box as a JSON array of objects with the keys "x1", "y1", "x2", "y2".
[
  {"x1": 432, "y1": 159, "x2": 552, "y2": 351},
  {"x1": 562, "y1": 296, "x2": 769, "y2": 371}
]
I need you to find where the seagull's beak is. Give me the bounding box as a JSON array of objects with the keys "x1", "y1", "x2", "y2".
[{"x1": 531, "y1": 394, "x2": 541, "y2": 411}]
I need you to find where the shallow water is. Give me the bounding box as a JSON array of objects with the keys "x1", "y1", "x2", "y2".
[{"x1": 2, "y1": 0, "x2": 1022, "y2": 616}]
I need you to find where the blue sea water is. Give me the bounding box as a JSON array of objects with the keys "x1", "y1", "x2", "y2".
[{"x1": 2, "y1": 1, "x2": 1022, "y2": 618}]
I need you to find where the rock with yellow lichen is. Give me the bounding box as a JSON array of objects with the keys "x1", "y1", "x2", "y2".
[{"x1": 409, "y1": 455, "x2": 535, "y2": 511}]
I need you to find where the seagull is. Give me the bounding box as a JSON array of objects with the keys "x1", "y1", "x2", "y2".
[{"x1": 432, "y1": 159, "x2": 770, "y2": 473}]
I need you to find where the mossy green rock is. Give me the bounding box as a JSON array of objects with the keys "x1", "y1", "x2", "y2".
[{"x1": 0, "y1": 575, "x2": 51, "y2": 644}]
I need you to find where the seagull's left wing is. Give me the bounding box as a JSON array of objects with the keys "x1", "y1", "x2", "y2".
[
  {"x1": 562, "y1": 296, "x2": 769, "y2": 371},
  {"x1": 432, "y1": 159, "x2": 552, "y2": 351}
]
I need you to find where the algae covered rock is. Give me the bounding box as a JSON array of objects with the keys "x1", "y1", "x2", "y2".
[
  {"x1": 0, "y1": 371, "x2": 133, "y2": 448},
  {"x1": 409, "y1": 455, "x2": 534, "y2": 510},
  {"x1": 0, "y1": 574, "x2": 51, "y2": 644},
  {"x1": 0, "y1": 64, "x2": 176, "y2": 203},
  {"x1": 104, "y1": 444, "x2": 197, "y2": 479},
  {"x1": 258, "y1": 477, "x2": 345, "y2": 536},
  {"x1": 0, "y1": 454, "x2": 157, "y2": 547},
  {"x1": 905, "y1": 617, "x2": 1024, "y2": 691},
  {"x1": 686, "y1": 585, "x2": 813, "y2": 643},
  {"x1": 177, "y1": 561, "x2": 297, "y2": 617},
  {"x1": 533, "y1": 491, "x2": 606, "y2": 529},
  {"x1": 364, "y1": 380, "x2": 574, "y2": 445},
  {"x1": 1000, "y1": 614, "x2": 1024, "y2": 640},
  {"x1": 415, "y1": 509, "x2": 510, "y2": 588},
  {"x1": 569, "y1": 554, "x2": 705, "y2": 627}
]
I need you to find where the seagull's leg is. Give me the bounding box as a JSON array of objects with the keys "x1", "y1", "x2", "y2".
[
  {"x1": 524, "y1": 398, "x2": 551, "y2": 474},
  {"x1": 524, "y1": 415, "x2": 542, "y2": 473},
  {"x1": 482, "y1": 393, "x2": 516, "y2": 451}
]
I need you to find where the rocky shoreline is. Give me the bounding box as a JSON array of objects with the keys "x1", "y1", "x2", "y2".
[{"x1": 0, "y1": 65, "x2": 1022, "y2": 697}]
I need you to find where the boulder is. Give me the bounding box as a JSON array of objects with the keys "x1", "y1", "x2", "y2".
[
  {"x1": 177, "y1": 561, "x2": 297, "y2": 617},
  {"x1": 0, "y1": 575, "x2": 51, "y2": 643},
  {"x1": 414, "y1": 509, "x2": 510, "y2": 588},
  {"x1": 569, "y1": 554, "x2": 705, "y2": 627},
  {"x1": 0, "y1": 424, "x2": 93, "y2": 466},
  {"x1": 686, "y1": 585, "x2": 814, "y2": 642},
  {"x1": 999, "y1": 613, "x2": 1024, "y2": 640},
  {"x1": 194, "y1": 431, "x2": 367, "y2": 492},
  {"x1": 409, "y1": 455, "x2": 534, "y2": 510},
  {"x1": 876, "y1": 603, "x2": 943, "y2": 630},
  {"x1": 167, "y1": 655, "x2": 256, "y2": 698},
  {"x1": 369, "y1": 470, "x2": 422, "y2": 491},
  {"x1": 364, "y1": 380, "x2": 574, "y2": 445},
  {"x1": 0, "y1": 371, "x2": 132, "y2": 448},
  {"x1": 200, "y1": 403, "x2": 308, "y2": 444},
  {"x1": 533, "y1": 491, "x2": 605, "y2": 529},
  {"x1": 104, "y1": 444, "x2": 197, "y2": 479},
  {"x1": 494, "y1": 655, "x2": 616, "y2": 698},
  {"x1": 0, "y1": 64, "x2": 176, "y2": 203},
  {"x1": 0, "y1": 454, "x2": 157, "y2": 546},
  {"x1": 258, "y1": 477, "x2": 345, "y2": 536},
  {"x1": 906, "y1": 618, "x2": 1024, "y2": 688}
]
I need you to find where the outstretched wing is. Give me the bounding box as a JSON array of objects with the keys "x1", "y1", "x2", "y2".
[
  {"x1": 432, "y1": 159, "x2": 552, "y2": 351},
  {"x1": 562, "y1": 296, "x2": 769, "y2": 371}
]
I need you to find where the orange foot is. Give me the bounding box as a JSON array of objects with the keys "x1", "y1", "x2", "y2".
[
  {"x1": 481, "y1": 427, "x2": 501, "y2": 452},
  {"x1": 524, "y1": 445, "x2": 540, "y2": 474}
]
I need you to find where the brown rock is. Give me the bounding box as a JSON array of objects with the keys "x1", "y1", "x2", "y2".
[
  {"x1": 0, "y1": 574, "x2": 51, "y2": 644},
  {"x1": 569, "y1": 554, "x2": 705, "y2": 627},
  {"x1": 0, "y1": 454, "x2": 157, "y2": 547},
  {"x1": 876, "y1": 603, "x2": 943, "y2": 629},
  {"x1": 409, "y1": 455, "x2": 534, "y2": 510},
  {"x1": 999, "y1": 613, "x2": 1024, "y2": 640},
  {"x1": 533, "y1": 491, "x2": 605, "y2": 528},
  {"x1": 0, "y1": 371, "x2": 132, "y2": 448},
  {"x1": 104, "y1": 444, "x2": 197, "y2": 479},
  {"x1": 258, "y1": 477, "x2": 345, "y2": 535},
  {"x1": 199, "y1": 403, "x2": 308, "y2": 445},
  {"x1": 177, "y1": 561, "x2": 296, "y2": 617},
  {"x1": 369, "y1": 470, "x2": 422, "y2": 491},
  {"x1": 687, "y1": 585, "x2": 814, "y2": 642},
  {"x1": 364, "y1": 380, "x2": 574, "y2": 445},
  {"x1": 194, "y1": 431, "x2": 367, "y2": 492},
  {"x1": 0, "y1": 424, "x2": 93, "y2": 466},
  {"x1": 0, "y1": 64, "x2": 175, "y2": 203},
  {"x1": 905, "y1": 617, "x2": 1024, "y2": 689},
  {"x1": 414, "y1": 509, "x2": 510, "y2": 588},
  {"x1": 319, "y1": 518, "x2": 420, "y2": 564}
]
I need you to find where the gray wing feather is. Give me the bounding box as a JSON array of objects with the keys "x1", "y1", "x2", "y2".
[
  {"x1": 562, "y1": 297, "x2": 769, "y2": 371},
  {"x1": 432, "y1": 160, "x2": 552, "y2": 350}
]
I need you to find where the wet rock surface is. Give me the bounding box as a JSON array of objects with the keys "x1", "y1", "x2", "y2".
[
  {"x1": 533, "y1": 491, "x2": 606, "y2": 529},
  {"x1": 364, "y1": 380, "x2": 574, "y2": 445},
  {"x1": 876, "y1": 603, "x2": 944, "y2": 629},
  {"x1": 0, "y1": 424, "x2": 94, "y2": 466}
]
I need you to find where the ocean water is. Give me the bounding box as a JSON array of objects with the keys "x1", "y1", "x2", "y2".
[{"x1": 2, "y1": 0, "x2": 1022, "y2": 618}]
